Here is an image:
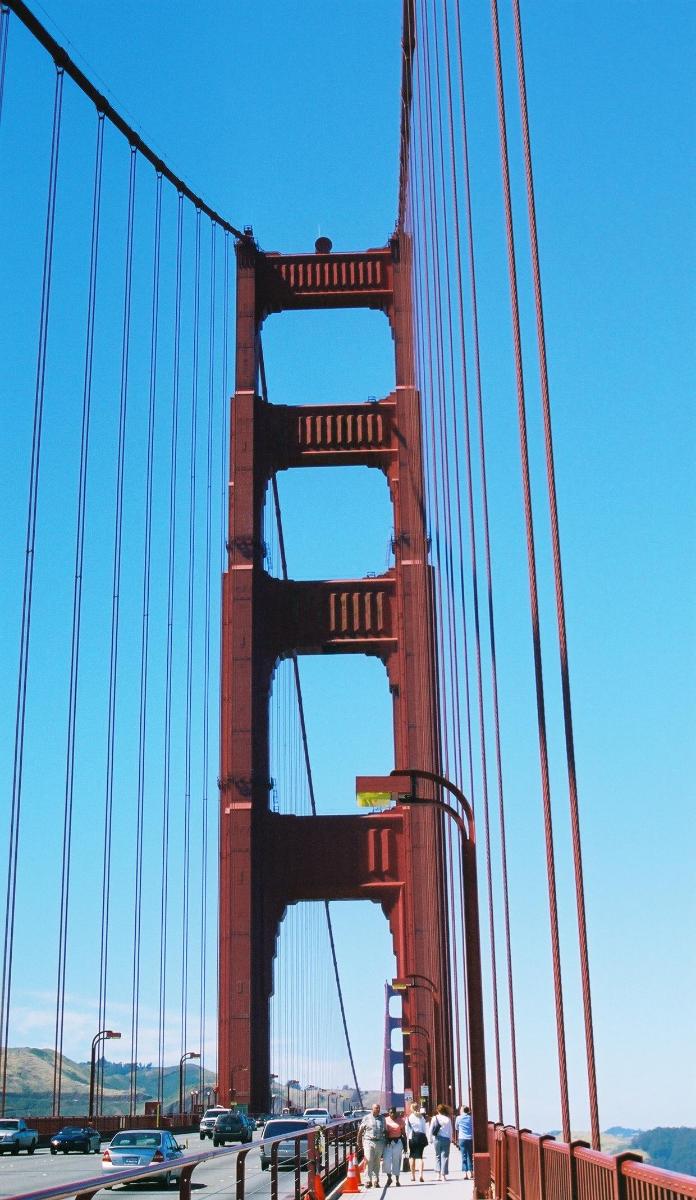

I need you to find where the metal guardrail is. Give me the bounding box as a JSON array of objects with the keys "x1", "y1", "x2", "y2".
[
  {"x1": 7, "y1": 1119, "x2": 359, "y2": 1200},
  {"x1": 489, "y1": 1123, "x2": 696, "y2": 1200}
]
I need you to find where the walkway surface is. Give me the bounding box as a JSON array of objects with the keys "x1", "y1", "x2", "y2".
[{"x1": 349, "y1": 1144, "x2": 474, "y2": 1198}]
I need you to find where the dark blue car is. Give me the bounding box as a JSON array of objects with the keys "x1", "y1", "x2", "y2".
[{"x1": 50, "y1": 1126, "x2": 101, "y2": 1155}]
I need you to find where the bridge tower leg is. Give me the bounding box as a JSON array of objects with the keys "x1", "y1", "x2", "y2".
[{"x1": 219, "y1": 235, "x2": 455, "y2": 1113}]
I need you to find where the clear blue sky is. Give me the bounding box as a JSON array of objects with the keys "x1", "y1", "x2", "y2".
[{"x1": 0, "y1": 0, "x2": 694, "y2": 1134}]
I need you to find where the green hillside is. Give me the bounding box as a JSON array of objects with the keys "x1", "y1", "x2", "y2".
[
  {"x1": 631, "y1": 1128, "x2": 696, "y2": 1175},
  {"x1": 3, "y1": 1047, "x2": 216, "y2": 1117}
]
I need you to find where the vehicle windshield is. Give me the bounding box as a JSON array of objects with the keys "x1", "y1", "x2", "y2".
[
  {"x1": 111, "y1": 1133, "x2": 161, "y2": 1148},
  {"x1": 304, "y1": 1109, "x2": 328, "y2": 1116},
  {"x1": 265, "y1": 1121, "x2": 309, "y2": 1136},
  {"x1": 203, "y1": 1109, "x2": 225, "y2": 1118},
  {"x1": 0, "y1": 1121, "x2": 18, "y2": 1130},
  {"x1": 59, "y1": 1128, "x2": 83, "y2": 1135}
]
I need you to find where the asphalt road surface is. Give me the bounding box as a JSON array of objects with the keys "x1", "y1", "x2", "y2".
[{"x1": 0, "y1": 1141, "x2": 309, "y2": 1200}]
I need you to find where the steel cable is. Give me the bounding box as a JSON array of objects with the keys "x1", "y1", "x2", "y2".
[
  {"x1": 199, "y1": 219, "x2": 217, "y2": 1092},
  {"x1": 157, "y1": 192, "x2": 184, "y2": 1107},
  {"x1": 53, "y1": 107, "x2": 104, "y2": 1117},
  {"x1": 0, "y1": 63, "x2": 64, "y2": 1115},
  {"x1": 0, "y1": 4, "x2": 10, "y2": 128},
  {"x1": 489, "y1": 0, "x2": 571, "y2": 1141},
  {"x1": 258, "y1": 346, "x2": 364, "y2": 1110},
  {"x1": 129, "y1": 169, "x2": 162, "y2": 1115},
  {"x1": 181, "y1": 207, "x2": 202, "y2": 1059},
  {"x1": 449, "y1": 0, "x2": 524, "y2": 1135},
  {"x1": 510, "y1": 0, "x2": 600, "y2": 1148}
]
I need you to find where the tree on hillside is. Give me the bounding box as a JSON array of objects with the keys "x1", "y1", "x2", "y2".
[{"x1": 632, "y1": 1128, "x2": 696, "y2": 1175}]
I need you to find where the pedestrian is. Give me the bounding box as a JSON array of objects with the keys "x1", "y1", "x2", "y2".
[
  {"x1": 455, "y1": 1105, "x2": 473, "y2": 1179},
  {"x1": 358, "y1": 1103, "x2": 386, "y2": 1189},
  {"x1": 405, "y1": 1100, "x2": 428, "y2": 1182},
  {"x1": 429, "y1": 1104, "x2": 453, "y2": 1180},
  {"x1": 384, "y1": 1106, "x2": 405, "y2": 1186}
]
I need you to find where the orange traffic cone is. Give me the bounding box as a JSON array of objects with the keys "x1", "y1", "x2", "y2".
[{"x1": 342, "y1": 1152, "x2": 361, "y2": 1194}]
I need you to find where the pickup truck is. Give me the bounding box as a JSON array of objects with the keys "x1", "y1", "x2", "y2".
[{"x1": 0, "y1": 1118, "x2": 39, "y2": 1154}]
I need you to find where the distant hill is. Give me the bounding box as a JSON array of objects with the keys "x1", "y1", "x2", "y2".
[
  {"x1": 3, "y1": 1047, "x2": 216, "y2": 1117},
  {"x1": 631, "y1": 1128, "x2": 696, "y2": 1175},
  {"x1": 605, "y1": 1126, "x2": 641, "y2": 1138}
]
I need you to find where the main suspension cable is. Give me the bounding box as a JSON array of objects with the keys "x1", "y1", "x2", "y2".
[{"x1": 4, "y1": 0, "x2": 245, "y2": 240}]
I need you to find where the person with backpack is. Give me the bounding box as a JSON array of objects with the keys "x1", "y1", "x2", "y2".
[{"x1": 429, "y1": 1104, "x2": 453, "y2": 1180}]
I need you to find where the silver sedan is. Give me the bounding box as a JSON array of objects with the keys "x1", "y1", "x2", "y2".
[{"x1": 102, "y1": 1129, "x2": 184, "y2": 1185}]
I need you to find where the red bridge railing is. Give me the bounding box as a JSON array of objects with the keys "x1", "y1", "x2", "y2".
[{"x1": 489, "y1": 1124, "x2": 696, "y2": 1200}]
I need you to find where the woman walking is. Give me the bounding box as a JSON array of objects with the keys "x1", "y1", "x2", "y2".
[
  {"x1": 405, "y1": 1101, "x2": 428, "y2": 1182},
  {"x1": 384, "y1": 1106, "x2": 405, "y2": 1185},
  {"x1": 429, "y1": 1104, "x2": 453, "y2": 1180},
  {"x1": 455, "y1": 1105, "x2": 473, "y2": 1179}
]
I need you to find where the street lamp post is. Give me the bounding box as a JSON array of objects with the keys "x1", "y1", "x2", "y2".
[
  {"x1": 89, "y1": 1029, "x2": 121, "y2": 1120},
  {"x1": 401, "y1": 1025, "x2": 433, "y2": 1099},
  {"x1": 356, "y1": 768, "x2": 490, "y2": 1197},
  {"x1": 179, "y1": 1052, "x2": 200, "y2": 1117}
]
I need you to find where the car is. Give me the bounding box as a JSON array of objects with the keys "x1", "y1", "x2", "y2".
[
  {"x1": 102, "y1": 1129, "x2": 184, "y2": 1186},
  {"x1": 199, "y1": 1106, "x2": 229, "y2": 1141},
  {"x1": 50, "y1": 1126, "x2": 101, "y2": 1155},
  {"x1": 260, "y1": 1118, "x2": 311, "y2": 1171},
  {"x1": 212, "y1": 1110, "x2": 254, "y2": 1146},
  {"x1": 303, "y1": 1107, "x2": 331, "y2": 1127}
]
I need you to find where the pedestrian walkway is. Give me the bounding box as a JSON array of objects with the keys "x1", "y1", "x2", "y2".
[{"x1": 357, "y1": 1144, "x2": 474, "y2": 1196}]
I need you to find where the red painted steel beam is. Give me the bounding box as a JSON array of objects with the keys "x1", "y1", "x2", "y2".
[{"x1": 219, "y1": 235, "x2": 456, "y2": 1113}]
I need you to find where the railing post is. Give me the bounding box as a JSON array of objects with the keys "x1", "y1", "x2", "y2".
[
  {"x1": 271, "y1": 1141, "x2": 279, "y2": 1200},
  {"x1": 237, "y1": 1147, "x2": 250, "y2": 1200},
  {"x1": 536, "y1": 1134, "x2": 553, "y2": 1200},
  {"x1": 611, "y1": 1152, "x2": 643, "y2": 1200},
  {"x1": 178, "y1": 1163, "x2": 195, "y2": 1200},
  {"x1": 497, "y1": 1125, "x2": 507, "y2": 1200},
  {"x1": 307, "y1": 1128, "x2": 317, "y2": 1197},
  {"x1": 568, "y1": 1140, "x2": 590, "y2": 1200}
]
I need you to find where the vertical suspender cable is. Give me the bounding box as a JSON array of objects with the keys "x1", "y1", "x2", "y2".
[
  {"x1": 129, "y1": 169, "x2": 162, "y2": 1114},
  {"x1": 199, "y1": 220, "x2": 217, "y2": 1089},
  {"x1": 490, "y1": 0, "x2": 571, "y2": 1141},
  {"x1": 422, "y1": 0, "x2": 470, "y2": 1107},
  {"x1": 53, "y1": 108, "x2": 104, "y2": 1116},
  {"x1": 510, "y1": 0, "x2": 600, "y2": 1148},
  {"x1": 100, "y1": 141, "x2": 137, "y2": 1114},
  {"x1": 258, "y1": 348, "x2": 363, "y2": 1109},
  {"x1": 0, "y1": 4, "x2": 10, "y2": 128},
  {"x1": 158, "y1": 192, "x2": 184, "y2": 1106},
  {"x1": 450, "y1": 0, "x2": 523, "y2": 1134},
  {"x1": 182, "y1": 207, "x2": 202, "y2": 1058},
  {"x1": 1, "y1": 64, "x2": 64, "y2": 1115}
]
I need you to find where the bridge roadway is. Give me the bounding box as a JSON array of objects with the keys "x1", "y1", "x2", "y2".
[
  {"x1": 0, "y1": 1139, "x2": 474, "y2": 1200},
  {"x1": 0, "y1": 1137, "x2": 275, "y2": 1200}
]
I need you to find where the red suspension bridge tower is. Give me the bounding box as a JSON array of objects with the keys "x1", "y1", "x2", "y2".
[{"x1": 219, "y1": 232, "x2": 454, "y2": 1113}]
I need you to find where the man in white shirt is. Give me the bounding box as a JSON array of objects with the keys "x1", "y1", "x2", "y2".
[{"x1": 358, "y1": 1104, "x2": 386, "y2": 1188}]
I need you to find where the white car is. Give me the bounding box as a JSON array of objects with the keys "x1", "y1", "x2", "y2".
[
  {"x1": 200, "y1": 1106, "x2": 229, "y2": 1140},
  {"x1": 102, "y1": 1129, "x2": 184, "y2": 1186},
  {"x1": 303, "y1": 1107, "x2": 331, "y2": 1127}
]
